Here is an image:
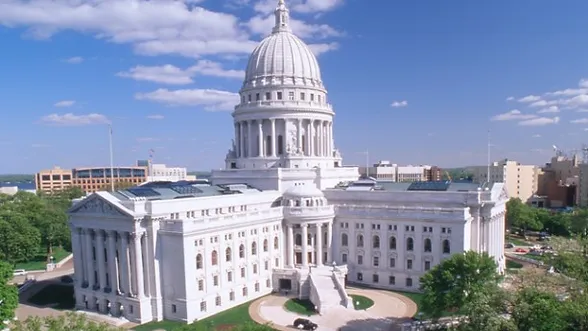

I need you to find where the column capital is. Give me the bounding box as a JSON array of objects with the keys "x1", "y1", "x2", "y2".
[
  {"x1": 314, "y1": 223, "x2": 322, "y2": 229},
  {"x1": 83, "y1": 228, "x2": 93, "y2": 235},
  {"x1": 270, "y1": 118, "x2": 276, "y2": 123},
  {"x1": 96, "y1": 229, "x2": 105, "y2": 238},
  {"x1": 301, "y1": 223, "x2": 308, "y2": 228}
]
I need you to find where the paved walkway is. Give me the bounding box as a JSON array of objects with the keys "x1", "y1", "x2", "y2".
[{"x1": 249, "y1": 288, "x2": 417, "y2": 331}]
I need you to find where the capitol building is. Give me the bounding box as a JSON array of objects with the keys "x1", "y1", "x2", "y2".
[{"x1": 68, "y1": 0, "x2": 507, "y2": 324}]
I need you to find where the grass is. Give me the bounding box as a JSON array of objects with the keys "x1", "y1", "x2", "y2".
[
  {"x1": 284, "y1": 298, "x2": 317, "y2": 316},
  {"x1": 392, "y1": 291, "x2": 460, "y2": 318},
  {"x1": 507, "y1": 236, "x2": 532, "y2": 247},
  {"x1": 28, "y1": 284, "x2": 75, "y2": 310},
  {"x1": 350, "y1": 294, "x2": 374, "y2": 310},
  {"x1": 133, "y1": 300, "x2": 257, "y2": 331},
  {"x1": 15, "y1": 246, "x2": 71, "y2": 271},
  {"x1": 506, "y1": 259, "x2": 524, "y2": 269}
]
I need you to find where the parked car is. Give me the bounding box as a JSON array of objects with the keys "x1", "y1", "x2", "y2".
[
  {"x1": 515, "y1": 248, "x2": 527, "y2": 253},
  {"x1": 12, "y1": 269, "x2": 27, "y2": 276},
  {"x1": 293, "y1": 318, "x2": 318, "y2": 330},
  {"x1": 505, "y1": 243, "x2": 514, "y2": 248}
]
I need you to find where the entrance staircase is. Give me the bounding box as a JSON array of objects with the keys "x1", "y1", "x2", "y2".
[{"x1": 308, "y1": 267, "x2": 353, "y2": 314}]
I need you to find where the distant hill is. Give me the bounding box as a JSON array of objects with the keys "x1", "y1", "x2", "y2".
[
  {"x1": 0, "y1": 174, "x2": 34, "y2": 182},
  {"x1": 188, "y1": 171, "x2": 212, "y2": 179}
]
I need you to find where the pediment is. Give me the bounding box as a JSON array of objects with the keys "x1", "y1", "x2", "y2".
[{"x1": 69, "y1": 194, "x2": 133, "y2": 218}]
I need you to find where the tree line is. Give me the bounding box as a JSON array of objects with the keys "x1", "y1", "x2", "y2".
[{"x1": 0, "y1": 187, "x2": 84, "y2": 265}]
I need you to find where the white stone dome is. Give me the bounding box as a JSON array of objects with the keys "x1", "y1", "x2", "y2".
[
  {"x1": 242, "y1": 0, "x2": 323, "y2": 88},
  {"x1": 283, "y1": 185, "x2": 325, "y2": 199}
]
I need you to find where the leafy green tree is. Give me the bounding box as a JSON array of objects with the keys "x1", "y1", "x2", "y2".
[
  {"x1": 510, "y1": 288, "x2": 569, "y2": 331},
  {"x1": 420, "y1": 251, "x2": 500, "y2": 320},
  {"x1": 541, "y1": 211, "x2": 571, "y2": 237},
  {"x1": 0, "y1": 261, "x2": 18, "y2": 322},
  {"x1": 506, "y1": 198, "x2": 542, "y2": 235},
  {"x1": 11, "y1": 312, "x2": 125, "y2": 331},
  {"x1": 454, "y1": 289, "x2": 516, "y2": 331},
  {"x1": 0, "y1": 212, "x2": 41, "y2": 264}
]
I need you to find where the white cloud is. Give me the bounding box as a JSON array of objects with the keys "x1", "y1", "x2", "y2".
[
  {"x1": 118, "y1": 60, "x2": 245, "y2": 85},
  {"x1": 571, "y1": 118, "x2": 588, "y2": 124},
  {"x1": 518, "y1": 116, "x2": 560, "y2": 126},
  {"x1": 64, "y1": 56, "x2": 83, "y2": 64},
  {"x1": 537, "y1": 106, "x2": 559, "y2": 114},
  {"x1": 307, "y1": 42, "x2": 339, "y2": 56},
  {"x1": 53, "y1": 100, "x2": 75, "y2": 107},
  {"x1": 40, "y1": 113, "x2": 110, "y2": 126},
  {"x1": 135, "y1": 88, "x2": 239, "y2": 111},
  {"x1": 147, "y1": 114, "x2": 165, "y2": 120},
  {"x1": 580, "y1": 79, "x2": 588, "y2": 88},
  {"x1": 252, "y1": 0, "x2": 343, "y2": 14},
  {"x1": 136, "y1": 137, "x2": 160, "y2": 142},
  {"x1": 390, "y1": 100, "x2": 408, "y2": 108},
  {"x1": 518, "y1": 95, "x2": 541, "y2": 103},
  {"x1": 491, "y1": 109, "x2": 536, "y2": 121},
  {"x1": 506, "y1": 96, "x2": 514, "y2": 101},
  {"x1": 532, "y1": 134, "x2": 541, "y2": 138},
  {"x1": 245, "y1": 14, "x2": 342, "y2": 39}
]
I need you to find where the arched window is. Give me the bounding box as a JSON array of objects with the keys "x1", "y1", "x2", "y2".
[
  {"x1": 424, "y1": 238, "x2": 432, "y2": 252},
  {"x1": 263, "y1": 239, "x2": 268, "y2": 252},
  {"x1": 266, "y1": 135, "x2": 272, "y2": 155},
  {"x1": 442, "y1": 240, "x2": 451, "y2": 254},
  {"x1": 274, "y1": 237, "x2": 279, "y2": 249},
  {"x1": 277, "y1": 135, "x2": 284, "y2": 155},
  {"x1": 373, "y1": 235, "x2": 380, "y2": 249},
  {"x1": 239, "y1": 244, "x2": 245, "y2": 258},
  {"x1": 341, "y1": 233, "x2": 348, "y2": 246},
  {"x1": 295, "y1": 234, "x2": 302, "y2": 246},
  {"x1": 389, "y1": 236, "x2": 397, "y2": 250},
  {"x1": 406, "y1": 237, "x2": 414, "y2": 251},
  {"x1": 211, "y1": 250, "x2": 218, "y2": 266},
  {"x1": 225, "y1": 247, "x2": 232, "y2": 262},
  {"x1": 196, "y1": 254, "x2": 203, "y2": 269},
  {"x1": 251, "y1": 242, "x2": 257, "y2": 255},
  {"x1": 357, "y1": 234, "x2": 364, "y2": 247}
]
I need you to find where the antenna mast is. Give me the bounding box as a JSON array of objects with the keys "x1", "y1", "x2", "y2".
[
  {"x1": 487, "y1": 129, "x2": 491, "y2": 187},
  {"x1": 108, "y1": 124, "x2": 115, "y2": 192}
]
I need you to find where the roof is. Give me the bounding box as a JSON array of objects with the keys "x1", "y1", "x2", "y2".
[
  {"x1": 334, "y1": 179, "x2": 484, "y2": 192},
  {"x1": 110, "y1": 180, "x2": 262, "y2": 201}
]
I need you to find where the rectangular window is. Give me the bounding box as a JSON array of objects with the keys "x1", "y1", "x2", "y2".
[
  {"x1": 200, "y1": 301, "x2": 206, "y2": 312},
  {"x1": 357, "y1": 255, "x2": 363, "y2": 265},
  {"x1": 227, "y1": 272, "x2": 233, "y2": 282},
  {"x1": 342, "y1": 253, "x2": 347, "y2": 263},
  {"x1": 256, "y1": 93, "x2": 260, "y2": 101},
  {"x1": 172, "y1": 304, "x2": 177, "y2": 313},
  {"x1": 389, "y1": 257, "x2": 396, "y2": 268},
  {"x1": 265, "y1": 92, "x2": 271, "y2": 100},
  {"x1": 406, "y1": 278, "x2": 413, "y2": 287},
  {"x1": 407, "y1": 259, "x2": 413, "y2": 270},
  {"x1": 277, "y1": 92, "x2": 283, "y2": 100},
  {"x1": 389, "y1": 276, "x2": 396, "y2": 285},
  {"x1": 372, "y1": 274, "x2": 379, "y2": 283},
  {"x1": 213, "y1": 275, "x2": 219, "y2": 286},
  {"x1": 230, "y1": 291, "x2": 235, "y2": 301},
  {"x1": 373, "y1": 256, "x2": 379, "y2": 267},
  {"x1": 253, "y1": 264, "x2": 258, "y2": 274},
  {"x1": 288, "y1": 91, "x2": 294, "y2": 100},
  {"x1": 300, "y1": 92, "x2": 305, "y2": 100},
  {"x1": 425, "y1": 261, "x2": 431, "y2": 271},
  {"x1": 248, "y1": 94, "x2": 251, "y2": 102},
  {"x1": 310, "y1": 94, "x2": 315, "y2": 101},
  {"x1": 241, "y1": 267, "x2": 246, "y2": 278}
]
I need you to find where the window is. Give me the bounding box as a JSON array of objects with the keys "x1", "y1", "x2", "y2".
[
  {"x1": 295, "y1": 234, "x2": 302, "y2": 246},
  {"x1": 278, "y1": 135, "x2": 284, "y2": 155},
  {"x1": 373, "y1": 235, "x2": 380, "y2": 249},
  {"x1": 373, "y1": 256, "x2": 379, "y2": 267},
  {"x1": 372, "y1": 274, "x2": 379, "y2": 283},
  {"x1": 442, "y1": 239, "x2": 451, "y2": 254},
  {"x1": 341, "y1": 233, "x2": 348, "y2": 246},
  {"x1": 266, "y1": 279, "x2": 271, "y2": 288},
  {"x1": 357, "y1": 272, "x2": 363, "y2": 281},
  {"x1": 277, "y1": 92, "x2": 283, "y2": 100},
  {"x1": 247, "y1": 94, "x2": 251, "y2": 102},
  {"x1": 256, "y1": 93, "x2": 260, "y2": 101},
  {"x1": 274, "y1": 237, "x2": 279, "y2": 249},
  {"x1": 406, "y1": 237, "x2": 414, "y2": 251},
  {"x1": 424, "y1": 238, "x2": 432, "y2": 252},
  {"x1": 172, "y1": 304, "x2": 177, "y2": 313},
  {"x1": 389, "y1": 236, "x2": 397, "y2": 250},
  {"x1": 243, "y1": 287, "x2": 248, "y2": 296},
  {"x1": 253, "y1": 264, "x2": 258, "y2": 274},
  {"x1": 255, "y1": 282, "x2": 260, "y2": 292},
  {"x1": 389, "y1": 276, "x2": 396, "y2": 285},
  {"x1": 406, "y1": 278, "x2": 413, "y2": 287},
  {"x1": 265, "y1": 92, "x2": 271, "y2": 100},
  {"x1": 230, "y1": 291, "x2": 235, "y2": 301},
  {"x1": 211, "y1": 250, "x2": 218, "y2": 265},
  {"x1": 213, "y1": 275, "x2": 219, "y2": 286},
  {"x1": 200, "y1": 301, "x2": 207, "y2": 312},
  {"x1": 251, "y1": 241, "x2": 257, "y2": 255},
  {"x1": 388, "y1": 224, "x2": 397, "y2": 231},
  {"x1": 198, "y1": 279, "x2": 204, "y2": 291},
  {"x1": 239, "y1": 244, "x2": 245, "y2": 258},
  {"x1": 225, "y1": 247, "x2": 232, "y2": 262},
  {"x1": 407, "y1": 259, "x2": 413, "y2": 270},
  {"x1": 288, "y1": 91, "x2": 294, "y2": 100},
  {"x1": 241, "y1": 267, "x2": 246, "y2": 278},
  {"x1": 357, "y1": 235, "x2": 364, "y2": 247},
  {"x1": 310, "y1": 93, "x2": 315, "y2": 101},
  {"x1": 215, "y1": 296, "x2": 221, "y2": 306},
  {"x1": 196, "y1": 254, "x2": 203, "y2": 269},
  {"x1": 389, "y1": 257, "x2": 396, "y2": 268},
  {"x1": 342, "y1": 253, "x2": 347, "y2": 263},
  {"x1": 263, "y1": 239, "x2": 268, "y2": 252},
  {"x1": 425, "y1": 261, "x2": 431, "y2": 271},
  {"x1": 264, "y1": 261, "x2": 269, "y2": 270},
  {"x1": 357, "y1": 255, "x2": 363, "y2": 265},
  {"x1": 228, "y1": 271, "x2": 233, "y2": 282},
  {"x1": 300, "y1": 92, "x2": 305, "y2": 100}
]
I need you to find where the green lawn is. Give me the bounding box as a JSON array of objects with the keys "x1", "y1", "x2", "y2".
[
  {"x1": 350, "y1": 294, "x2": 374, "y2": 310},
  {"x1": 28, "y1": 284, "x2": 75, "y2": 310},
  {"x1": 506, "y1": 236, "x2": 532, "y2": 247},
  {"x1": 15, "y1": 246, "x2": 71, "y2": 271},
  {"x1": 283, "y1": 298, "x2": 316, "y2": 316},
  {"x1": 134, "y1": 300, "x2": 258, "y2": 331},
  {"x1": 506, "y1": 259, "x2": 524, "y2": 269}
]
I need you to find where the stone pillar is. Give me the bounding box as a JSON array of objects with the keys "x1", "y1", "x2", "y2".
[
  {"x1": 287, "y1": 225, "x2": 294, "y2": 267},
  {"x1": 107, "y1": 231, "x2": 119, "y2": 294},
  {"x1": 96, "y1": 230, "x2": 107, "y2": 290},
  {"x1": 271, "y1": 119, "x2": 276, "y2": 157},
  {"x1": 327, "y1": 222, "x2": 333, "y2": 263},
  {"x1": 84, "y1": 229, "x2": 95, "y2": 286},
  {"x1": 297, "y1": 119, "x2": 302, "y2": 152},
  {"x1": 239, "y1": 122, "x2": 244, "y2": 158},
  {"x1": 119, "y1": 231, "x2": 131, "y2": 296},
  {"x1": 309, "y1": 120, "x2": 314, "y2": 156},
  {"x1": 316, "y1": 224, "x2": 323, "y2": 266},
  {"x1": 71, "y1": 227, "x2": 85, "y2": 286},
  {"x1": 247, "y1": 120, "x2": 253, "y2": 158},
  {"x1": 133, "y1": 233, "x2": 145, "y2": 298},
  {"x1": 234, "y1": 122, "x2": 239, "y2": 157},
  {"x1": 317, "y1": 121, "x2": 323, "y2": 157},
  {"x1": 306, "y1": 120, "x2": 312, "y2": 156},
  {"x1": 327, "y1": 122, "x2": 332, "y2": 157},
  {"x1": 257, "y1": 120, "x2": 264, "y2": 157},
  {"x1": 301, "y1": 224, "x2": 308, "y2": 266},
  {"x1": 141, "y1": 234, "x2": 151, "y2": 297}
]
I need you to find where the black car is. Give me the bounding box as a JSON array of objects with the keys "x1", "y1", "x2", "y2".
[{"x1": 293, "y1": 318, "x2": 318, "y2": 330}]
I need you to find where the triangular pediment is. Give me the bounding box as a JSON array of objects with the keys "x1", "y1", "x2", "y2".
[
  {"x1": 490, "y1": 183, "x2": 509, "y2": 202},
  {"x1": 69, "y1": 193, "x2": 133, "y2": 218}
]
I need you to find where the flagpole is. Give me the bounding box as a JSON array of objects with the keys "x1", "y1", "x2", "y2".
[{"x1": 109, "y1": 124, "x2": 115, "y2": 192}]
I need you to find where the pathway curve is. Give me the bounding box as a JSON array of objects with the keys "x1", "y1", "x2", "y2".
[{"x1": 249, "y1": 288, "x2": 417, "y2": 331}]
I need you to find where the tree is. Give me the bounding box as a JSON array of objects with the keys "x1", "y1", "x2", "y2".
[
  {"x1": 0, "y1": 261, "x2": 18, "y2": 322},
  {"x1": 506, "y1": 198, "x2": 542, "y2": 235},
  {"x1": 11, "y1": 312, "x2": 126, "y2": 331},
  {"x1": 420, "y1": 251, "x2": 500, "y2": 319},
  {"x1": 454, "y1": 289, "x2": 516, "y2": 331},
  {"x1": 0, "y1": 212, "x2": 41, "y2": 264},
  {"x1": 510, "y1": 288, "x2": 569, "y2": 331}
]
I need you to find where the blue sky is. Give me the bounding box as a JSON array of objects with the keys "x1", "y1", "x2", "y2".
[{"x1": 1, "y1": 0, "x2": 588, "y2": 174}]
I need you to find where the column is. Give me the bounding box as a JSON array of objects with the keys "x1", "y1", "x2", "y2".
[
  {"x1": 107, "y1": 231, "x2": 119, "y2": 294},
  {"x1": 317, "y1": 121, "x2": 323, "y2": 157},
  {"x1": 301, "y1": 224, "x2": 308, "y2": 266},
  {"x1": 316, "y1": 224, "x2": 323, "y2": 266},
  {"x1": 96, "y1": 230, "x2": 107, "y2": 290},
  {"x1": 141, "y1": 234, "x2": 151, "y2": 297},
  {"x1": 297, "y1": 119, "x2": 302, "y2": 152},
  {"x1": 326, "y1": 222, "x2": 333, "y2": 263},
  {"x1": 133, "y1": 233, "x2": 145, "y2": 298},
  {"x1": 247, "y1": 120, "x2": 253, "y2": 158},
  {"x1": 309, "y1": 120, "x2": 314, "y2": 156},
  {"x1": 239, "y1": 122, "x2": 244, "y2": 158},
  {"x1": 119, "y1": 232, "x2": 131, "y2": 296},
  {"x1": 327, "y1": 122, "x2": 332, "y2": 157},
  {"x1": 234, "y1": 122, "x2": 239, "y2": 157},
  {"x1": 257, "y1": 120, "x2": 264, "y2": 157},
  {"x1": 287, "y1": 225, "x2": 294, "y2": 267},
  {"x1": 84, "y1": 229, "x2": 95, "y2": 286},
  {"x1": 271, "y1": 119, "x2": 276, "y2": 157},
  {"x1": 71, "y1": 227, "x2": 85, "y2": 286},
  {"x1": 306, "y1": 121, "x2": 312, "y2": 156}
]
